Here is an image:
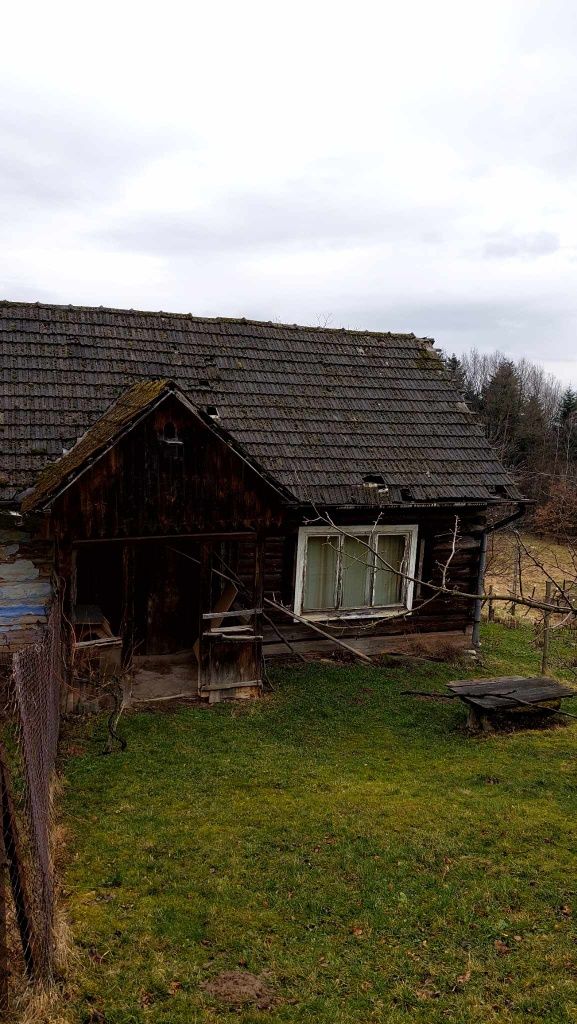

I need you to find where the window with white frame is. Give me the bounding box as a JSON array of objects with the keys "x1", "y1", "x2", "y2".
[{"x1": 294, "y1": 525, "x2": 418, "y2": 618}]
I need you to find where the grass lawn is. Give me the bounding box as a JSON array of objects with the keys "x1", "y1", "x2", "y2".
[{"x1": 58, "y1": 624, "x2": 577, "y2": 1023}]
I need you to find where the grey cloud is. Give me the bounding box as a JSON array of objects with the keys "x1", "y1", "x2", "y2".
[
  {"x1": 0, "y1": 88, "x2": 180, "y2": 212},
  {"x1": 0, "y1": 281, "x2": 57, "y2": 304},
  {"x1": 331, "y1": 298, "x2": 576, "y2": 363},
  {"x1": 482, "y1": 230, "x2": 560, "y2": 259},
  {"x1": 95, "y1": 186, "x2": 456, "y2": 255}
]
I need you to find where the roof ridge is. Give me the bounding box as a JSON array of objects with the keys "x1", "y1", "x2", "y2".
[{"x1": 0, "y1": 299, "x2": 427, "y2": 345}]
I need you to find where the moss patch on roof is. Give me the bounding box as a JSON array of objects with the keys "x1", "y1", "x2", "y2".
[{"x1": 21, "y1": 379, "x2": 171, "y2": 512}]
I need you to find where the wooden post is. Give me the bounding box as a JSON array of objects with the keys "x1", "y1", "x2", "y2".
[
  {"x1": 253, "y1": 533, "x2": 265, "y2": 636},
  {"x1": 197, "y1": 540, "x2": 212, "y2": 695},
  {"x1": 510, "y1": 558, "x2": 518, "y2": 620},
  {"x1": 253, "y1": 532, "x2": 266, "y2": 692},
  {"x1": 541, "y1": 581, "x2": 553, "y2": 675},
  {"x1": 120, "y1": 543, "x2": 136, "y2": 670},
  {"x1": 488, "y1": 585, "x2": 495, "y2": 622}
]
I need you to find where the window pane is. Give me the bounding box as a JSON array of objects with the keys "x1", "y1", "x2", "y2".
[
  {"x1": 374, "y1": 534, "x2": 406, "y2": 605},
  {"x1": 303, "y1": 536, "x2": 338, "y2": 610},
  {"x1": 341, "y1": 536, "x2": 371, "y2": 608}
]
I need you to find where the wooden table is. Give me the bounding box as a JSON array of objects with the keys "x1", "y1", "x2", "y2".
[{"x1": 447, "y1": 675, "x2": 575, "y2": 732}]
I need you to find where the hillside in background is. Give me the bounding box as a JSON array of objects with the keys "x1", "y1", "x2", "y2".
[{"x1": 484, "y1": 531, "x2": 576, "y2": 621}]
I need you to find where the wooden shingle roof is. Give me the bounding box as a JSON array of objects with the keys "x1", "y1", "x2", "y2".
[
  {"x1": 0, "y1": 300, "x2": 521, "y2": 508},
  {"x1": 20, "y1": 379, "x2": 171, "y2": 512}
]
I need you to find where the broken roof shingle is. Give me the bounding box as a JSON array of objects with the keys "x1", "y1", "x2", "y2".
[{"x1": 0, "y1": 301, "x2": 521, "y2": 507}]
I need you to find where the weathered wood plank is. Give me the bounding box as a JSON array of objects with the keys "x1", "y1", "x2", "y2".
[
  {"x1": 264, "y1": 628, "x2": 472, "y2": 660},
  {"x1": 448, "y1": 676, "x2": 573, "y2": 696},
  {"x1": 448, "y1": 675, "x2": 575, "y2": 711}
]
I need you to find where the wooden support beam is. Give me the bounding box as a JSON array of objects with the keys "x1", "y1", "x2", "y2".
[
  {"x1": 197, "y1": 541, "x2": 212, "y2": 694},
  {"x1": 73, "y1": 531, "x2": 256, "y2": 545},
  {"x1": 253, "y1": 532, "x2": 265, "y2": 661},
  {"x1": 120, "y1": 543, "x2": 136, "y2": 669}
]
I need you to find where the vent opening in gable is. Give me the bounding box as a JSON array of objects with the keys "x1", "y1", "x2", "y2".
[{"x1": 161, "y1": 421, "x2": 183, "y2": 446}]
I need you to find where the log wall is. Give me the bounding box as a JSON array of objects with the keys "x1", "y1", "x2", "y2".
[
  {"x1": 0, "y1": 523, "x2": 54, "y2": 659},
  {"x1": 238, "y1": 506, "x2": 485, "y2": 659}
]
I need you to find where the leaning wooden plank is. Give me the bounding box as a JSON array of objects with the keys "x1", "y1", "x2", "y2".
[
  {"x1": 264, "y1": 597, "x2": 373, "y2": 665},
  {"x1": 74, "y1": 637, "x2": 122, "y2": 649},
  {"x1": 193, "y1": 582, "x2": 238, "y2": 662},
  {"x1": 262, "y1": 610, "x2": 308, "y2": 663}
]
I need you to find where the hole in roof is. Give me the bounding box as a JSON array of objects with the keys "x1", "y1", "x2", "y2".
[
  {"x1": 400, "y1": 487, "x2": 413, "y2": 501},
  {"x1": 206, "y1": 405, "x2": 219, "y2": 419},
  {"x1": 362, "y1": 473, "x2": 385, "y2": 488},
  {"x1": 493, "y1": 484, "x2": 508, "y2": 497},
  {"x1": 197, "y1": 378, "x2": 210, "y2": 388}
]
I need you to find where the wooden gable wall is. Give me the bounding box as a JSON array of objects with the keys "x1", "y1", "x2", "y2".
[{"x1": 50, "y1": 397, "x2": 285, "y2": 541}]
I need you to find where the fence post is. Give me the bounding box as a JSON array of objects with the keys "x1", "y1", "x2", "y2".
[
  {"x1": 510, "y1": 558, "x2": 518, "y2": 621},
  {"x1": 488, "y1": 585, "x2": 495, "y2": 622},
  {"x1": 541, "y1": 581, "x2": 553, "y2": 675},
  {"x1": 0, "y1": 806, "x2": 7, "y2": 1014}
]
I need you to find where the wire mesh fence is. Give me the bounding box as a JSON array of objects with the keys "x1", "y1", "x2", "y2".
[
  {"x1": 0, "y1": 600, "x2": 62, "y2": 999},
  {"x1": 483, "y1": 586, "x2": 577, "y2": 682}
]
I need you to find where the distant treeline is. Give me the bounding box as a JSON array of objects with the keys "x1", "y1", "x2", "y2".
[{"x1": 444, "y1": 350, "x2": 577, "y2": 538}]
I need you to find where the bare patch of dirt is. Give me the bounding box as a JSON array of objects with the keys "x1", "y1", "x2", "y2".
[
  {"x1": 129, "y1": 649, "x2": 198, "y2": 702},
  {"x1": 202, "y1": 970, "x2": 275, "y2": 1009}
]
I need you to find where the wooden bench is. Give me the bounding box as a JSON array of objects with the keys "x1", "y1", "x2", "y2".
[{"x1": 447, "y1": 675, "x2": 575, "y2": 732}]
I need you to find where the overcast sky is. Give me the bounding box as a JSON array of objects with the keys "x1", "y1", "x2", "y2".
[{"x1": 2, "y1": 1, "x2": 577, "y2": 384}]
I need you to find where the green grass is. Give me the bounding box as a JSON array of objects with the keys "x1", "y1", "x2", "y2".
[{"x1": 60, "y1": 624, "x2": 577, "y2": 1023}]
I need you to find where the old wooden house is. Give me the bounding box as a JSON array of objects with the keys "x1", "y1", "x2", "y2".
[{"x1": 0, "y1": 301, "x2": 523, "y2": 703}]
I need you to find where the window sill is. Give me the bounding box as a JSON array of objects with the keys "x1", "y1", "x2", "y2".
[{"x1": 297, "y1": 606, "x2": 408, "y2": 623}]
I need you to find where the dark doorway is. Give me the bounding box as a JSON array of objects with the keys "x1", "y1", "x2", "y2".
[{"x1": 133, "y1": 541, "x2": 201, "y2": 656}]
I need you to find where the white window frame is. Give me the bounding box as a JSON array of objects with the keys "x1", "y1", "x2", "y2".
[{"x1": 294, "y1": 524, "x2": 419, "y2": 620}]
